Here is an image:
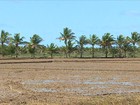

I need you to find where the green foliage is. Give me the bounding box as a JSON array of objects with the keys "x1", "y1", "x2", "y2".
[
  {"x1": 1, "y1": 28, "x2": 140, "y2": 58},
  {"x1": 47, "y1": 43, "x2": 58, "y2": 58},
  {"x1": 30, "y1": 34, "x2": 43, "y2": 45},
  {"x1": 11, "y1": 33, "x2": 26, "y2": 58},
  {"x1": 100, "y1": 33, "x2": 115, "y2": 58},
  {"x1": 27, "y1": 43, "x2": 36, "y2": 58},
  {"x1": 28, "y1": 34, "x2": 43, "y2": 58},
  {"x1": 7, "y1": 44, "x2": 16, "y2": 57},
  {"x1": 131, "y1": 32, "x2": 140, "y2": 46},
  {"x1": 88, "y1": 34, "x2": 100, "y2": 58},
  {"x1": 58, "y1": 27, "x2": 75, "y2": 58},
  {"x1": 130, "y1": 32, "x2": 140, "y2": 57},
  {"x1": 76, "y1": 35, "x2": 88, "y2": 58},
  {"x1": 122, "y1": 36, "x2": 132, "y2": 57},
  {"x1": 116, "y1": 35, "x2": 125, "y2": 57},
  {"x1": 0, "y1": 30, "x2": 10, "y2": 56}
]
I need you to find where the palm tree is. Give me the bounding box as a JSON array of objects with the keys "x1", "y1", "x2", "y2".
[
  {"x1": 100, "y1": 33, "x2": 114, "y2": 58},
  {"x1": 7, "y1": 43, "x2": 16, "y2": 57},
  {"x1": 122, "y1": 36, "x2": 132, "y2": 58},
  {"x1": 59, "y1": 46, "x2": 67, "y2": 58},
  {"x1": 47, "y1": 43, "x2": 58, "y2": 58},
  {"x1": 130, "y1": 32, "x2": 140, "y2": 57},
  {"x1": 12, "y1": 33, "x2": 25, "y2": 58},
  {"x1": 38, "y1": 45, "x2": 47, "y2": 57},
  {"x1": 110, "y1": 46, "x2": 118, "y2": 58},
  {"x1": 88, "y1": 34, "x2": 99, "y2": 58},
  {"x1": 28, "y1": 34, "x2": 43, "y2": 58},
  {"x1": 116, "y1": 35, "x2": 125, "y2": 58},
  {"x1": 0, "y1": 30, "x2": 10, "y2": 57},
  {"x1": 58, "y1": 27, "x2": 75, "y2": 58},
  {"x1": 67, "y1": 40, "x2": 76, "y2": 57},
  {"x1": 76, "y1": 35, "x2": 88, "y2": 58}
]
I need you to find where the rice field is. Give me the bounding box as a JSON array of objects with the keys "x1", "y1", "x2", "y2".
[{"x1": 0, "y1": 58, "x2": 140, "y2": 105}]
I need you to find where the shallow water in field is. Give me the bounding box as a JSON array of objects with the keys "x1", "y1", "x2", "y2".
[
  {"x1": 32, "y1": 88, "x2": 57, "y2": 93},
  {"x1": 22, "y1": 78, "x2": 140, "y2": 96},
  {"x1": 22, "y1": 79, "x2": 140, "y2": 86},
  {"x1": 83, "y1": 81, "x2": 140, "y2": 86},
  {"x1": 22, "y1": 80, "x2": 56, "y2": 85}
]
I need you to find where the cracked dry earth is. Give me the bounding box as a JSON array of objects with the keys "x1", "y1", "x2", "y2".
[{"x1": 0, "y1": 58, "x2": 140, "y2": 105}]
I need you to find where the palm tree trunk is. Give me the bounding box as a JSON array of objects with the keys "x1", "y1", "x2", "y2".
[
  {"x1": 68, "y1": 52, "x2": 71, "y2": 58},
  {"x1": 65, "y1": 50, "x2": 68, "y2": 58},
  {"x1": 15, "y1": 44, "x2": 18, "y2": 58},
  {"x1": 119, "y1": 48, "x2": 122, "y2": 58},
  {"x1": 105, "y1": 47, "x2": 108, "y2": 58},
  {"x1": 2, "y1": 42, "x2": 4, "y2": 57},
  {"x1": 80, "y1": 46, "x2": 83, "y2": 58},
  {"x1": 33, "y1": 47, "x2": 36, "y2": 58},
  {"x1": 124, "y1": 50, "x2": 127, "y2": 58},
  {"x1": 65, "y1": 40, "x2": 68, "y2": 58},
  {"x1": 92, "y1": 45, "x2": 95, "y2": 58},
  {"x1": 133, "y1": 43, "x2": 136, "y2": 58},
  {"x1": 51, "y1": 52, "x2": 53, "y2": 58},
  {"x1": 80, "y1": 51, "x2": 83, "y2": 58}
]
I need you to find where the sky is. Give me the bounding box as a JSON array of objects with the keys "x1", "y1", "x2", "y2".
[{"x1": 0, "y1": 0, "x2": 140, "y2": 46}]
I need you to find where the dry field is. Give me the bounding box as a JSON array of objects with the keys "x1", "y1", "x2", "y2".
[{"x1": 0, "y1": 58, "x2": 140, "y2": 105}]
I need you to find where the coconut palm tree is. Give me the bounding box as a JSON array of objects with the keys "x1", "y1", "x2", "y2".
[
  {"x1": 88, "y1": 34, "x2": 100, "y2": 58},
  {"x1": 38, "y1": 45, "x2": 47, "y2": 57},
  {"x1": 100, "y1": 33, "x2": 114, "y2": 58},
  {"x1": 130, "y1": 32, "x2": 140, "y2": 57},
  {"x1": 67, "y1": 40, "x2": 76, "y2": 57},
  {"x1": 12, "y1": 33, "x2": 25, "y2": 58},
  {"x1": 116, "y1": 34, "x2": 125, "y2": 58},
  {"x1": 0, "y1": 30, "x2": 10, "y2": 57},
  {"x1": 58, "y1": 27, "x2": 75, "y2": 58},
  {"x1": 28, "y1": 34, "x2": 43, "y2": 58},
  {"x1": 122, "y1": 36, "x2": 132, "y2": 58},
  {"x1": 47, "y1": 43, "x2": 58, "y2": 58},
  {"x1": 131, "y1": 32, "x2": 140, "y2": 46},
  {"x1": 59, "y1": 46, "x2": 67, "y2": 58},
  {"x1": 7, "y1": 43, "x2": 16, "y2": 57},
  {"x1": 76, "y1": 35, "x2": 88, "y2": 58}
]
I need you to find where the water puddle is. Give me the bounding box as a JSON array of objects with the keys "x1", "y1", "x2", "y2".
[
  {"x1": 22, "y1": 79, "x2": 140, "y2": 95},
  {"x1": 22, "y1": 80, "x2": 56, "y2": 85},
  {"x1": 22, "y1": 79, "x2": 140, "y2": 86},
  {"x1": 22, "y1": 79, "x2": 81, "y2": 85},
  {"x1": 29, "y1": 87, "x2": 140, "y2": 96},
  {"x1": 32, "y1": 88, "x2": 57, "y2": 93},
  {"x1": 84, "y1": 81, "x2": 140, "y2": 86},
  {"x1": 65, "y1": 88, "x2": 85, "y2": 93}
]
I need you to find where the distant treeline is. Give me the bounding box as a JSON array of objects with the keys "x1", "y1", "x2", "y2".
[{"x1": 0, "y1": 27, "x2": 140, "y2": 58}]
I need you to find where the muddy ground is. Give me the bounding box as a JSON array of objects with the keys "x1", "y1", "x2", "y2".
[{"x1": 0, "y1": 58, "x2": 140, "y2": 105}]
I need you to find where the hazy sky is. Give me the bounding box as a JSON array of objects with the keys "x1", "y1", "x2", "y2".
[{"x1": 0, "y1": 0, "x2": 140, "y2": 46}]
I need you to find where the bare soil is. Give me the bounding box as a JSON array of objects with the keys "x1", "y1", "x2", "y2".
[{"x1": 0, "y1": 58, "x2": 140, "y2": 105}]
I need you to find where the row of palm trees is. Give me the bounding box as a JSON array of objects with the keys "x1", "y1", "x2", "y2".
[
  {"x1": 0, "y1": 30, "x2": 43, "y2": 58},
  {"x1": 58, "y1": 27, "x2": 140, "y2": 58},
  {"x1": 0, "y1": 28, "x2": 140, "y2": 58}
]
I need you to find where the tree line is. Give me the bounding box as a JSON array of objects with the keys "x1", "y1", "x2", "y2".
[{"x1": 0, "y1": 27, "x2": 140, "y2": 58}]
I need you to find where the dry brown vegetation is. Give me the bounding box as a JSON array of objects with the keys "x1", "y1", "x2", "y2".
[{"x1": 0, "y1": 58, "x2": 140, "y2": 105}]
